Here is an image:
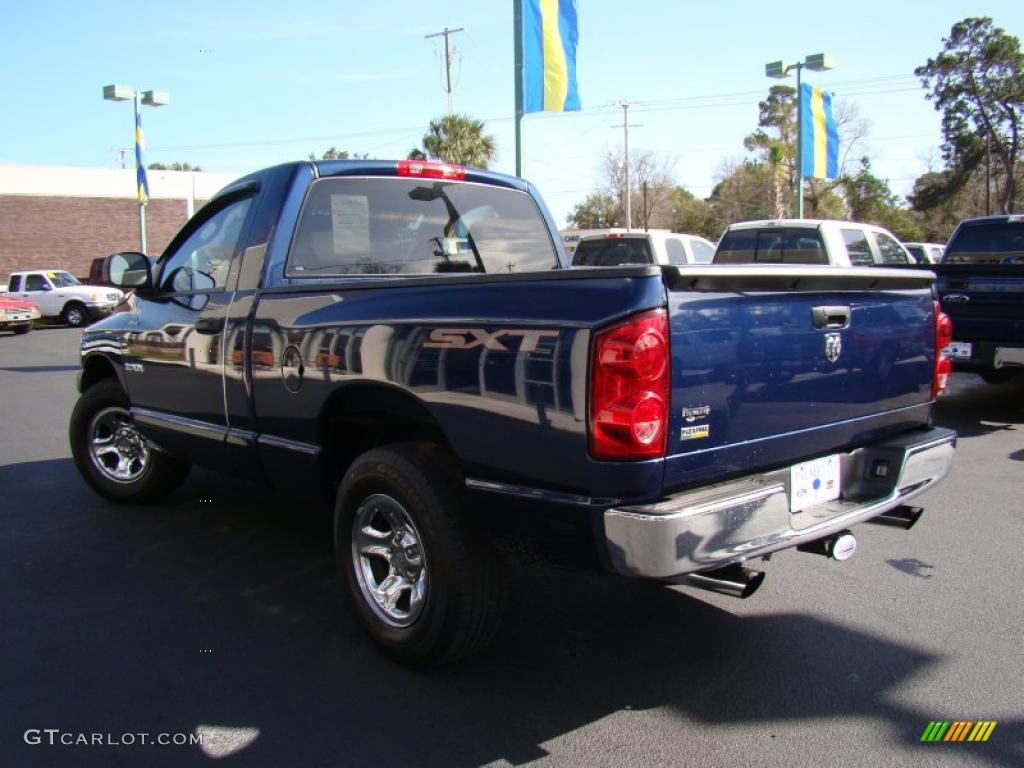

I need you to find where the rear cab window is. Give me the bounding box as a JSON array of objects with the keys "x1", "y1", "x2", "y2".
[
  {"x1": 714, "y1": 228, "x2": 826, "y2": 264},
  {"x1": 8, "y1": 276, "x2": 22, "y2": 292},
  {"x1": 572, "y1": 236, "x2": 653, "y2": 267},
  {"x1": 286, "y1": 177, "x2": 559, "y2": 276},
  {"x1": 944, "y1": 220, "x2": 1024, "y2": 265}
]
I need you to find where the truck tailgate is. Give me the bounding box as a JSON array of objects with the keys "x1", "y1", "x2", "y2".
[
  {"x1": 662, "y1": 266, "x2": 937, "y2": 491},
  {"x1": 935, "y1": 265, "x2": 1024, "y2": 341}
]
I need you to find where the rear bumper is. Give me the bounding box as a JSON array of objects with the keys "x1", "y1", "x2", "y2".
[
  {"x1": 950, "y1": 340, "x2": 1024, "y2": 373},
  {"x1": 603, "y1": 427, "x2": 956, "y2": 579}
]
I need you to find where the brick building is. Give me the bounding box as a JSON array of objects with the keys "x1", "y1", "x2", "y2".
[{"x1": 0, "y1": 165, "x2": 241, "y2": 281}]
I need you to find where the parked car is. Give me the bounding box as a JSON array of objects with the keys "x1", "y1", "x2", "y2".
[
  {"x1": 71, "y1": 159, "x2": 955, "y2": 667},
  {"x1": 714, "y1": 219, "x2": 914, "y2": 266},
  {"x1": 571, "y1": 230, "x2": 716, "y2": 267},
  {"x1": 0, "y1": 296, "x2": 40, "y2": 334},
  {"x1": 2, "y1": 270, "x2": 123, "y2": 327},
  {"x1": 903, "y1": 242, "x2": 945, "y2": 264},
  {"x1": 926, "y1": 215, "x2": 1024, "y2": 383}
]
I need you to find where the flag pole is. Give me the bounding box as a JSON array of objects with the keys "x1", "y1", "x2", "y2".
[
  {"x1": 134, "y1": 92, "x2": 148, "y2": 254},
  {"x1": 513, "y1": 0, "x2": 524, "y2": 177},
  {"x1": 795, "y1": 66, "x2": 804, "y2": 219}
]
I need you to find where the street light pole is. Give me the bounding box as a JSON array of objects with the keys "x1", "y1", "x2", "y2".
[
  {"x1": 765, "y1": 53, "x2": 834, "y2": 219},
  {"x1": 103, "y1": 84, "x2": 170, "y2": 254}
]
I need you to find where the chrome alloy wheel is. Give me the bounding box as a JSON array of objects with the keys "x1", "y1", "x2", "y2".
[
  {"x1": 351, "y1": 494, "x2": 428, "y2": 628},
  {"x1": 87, "y1": 406, "x2": 151, "y2": 484}
]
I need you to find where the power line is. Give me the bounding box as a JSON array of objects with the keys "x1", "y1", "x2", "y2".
[{"x1": 425, "y1": 26, "x2": 465, "y2": 115}]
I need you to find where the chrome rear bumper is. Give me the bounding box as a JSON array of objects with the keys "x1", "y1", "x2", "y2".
[{"x1": 603, "y1": 427, "x2": 956, "y2": 579}]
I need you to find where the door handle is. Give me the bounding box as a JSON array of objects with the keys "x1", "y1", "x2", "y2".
[
  {"x1": 194, "y1": 317, "x2": 223, "y2": 335},
  {"x1": 811, "y1": 305, "x2": 851, "y2": 330}
]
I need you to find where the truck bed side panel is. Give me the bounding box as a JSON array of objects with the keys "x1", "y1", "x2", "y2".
[{"x1": 250, "y1": 271, "x2": 667, "y2": 500}]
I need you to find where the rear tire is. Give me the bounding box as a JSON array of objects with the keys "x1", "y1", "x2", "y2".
[
  {"x1": 69, "y1": 380, "x2": 190, "y2": 502},
  {"x1": 335, "y1": 442, "x2": 505, "y2": 667},
  {"x1": 63, "y1": 302, "x2": 88, "y2": 328}
]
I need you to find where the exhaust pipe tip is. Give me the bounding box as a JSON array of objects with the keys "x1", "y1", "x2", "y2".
[
  {"x1": 798, "y1": 530, "x2": 858, "y2": 561},
  {"x1": 682, "y1": 564, "x2": 766, "y2": 599}
]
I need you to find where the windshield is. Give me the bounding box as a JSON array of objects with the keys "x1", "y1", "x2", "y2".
[
  {"x1": 286, "y1": 177, "x2": 559, "y2": 276},
  {"x1": 944, "y1": 221, "x2": 1024, "y2": 265},
  {"x1": 572, "y1": 237, "x2": 653, "y2": 266},
  {"x1": 48, "y1": 271, "x2": 81, "y2": 287}
]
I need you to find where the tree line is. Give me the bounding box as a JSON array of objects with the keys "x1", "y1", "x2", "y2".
[
  {"x1": 283, "y1": 16, "x2": 1022, "y2": 244},
  {"x1": 569, "y1": 16, "x2": 1022, "y2": 242}
]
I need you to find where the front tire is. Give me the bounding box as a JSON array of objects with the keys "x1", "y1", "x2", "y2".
[
  {"x1": 69, "y1": 380, "x2": 190, "y2": 502},
  {"x1": 13, "y1": 324, "x2": 31, "y2": 335},
  {"x1": 63, "y1": 302, "x2": 88, "y2": 328},
  {"x1": 336, "y1": 442, "x2": 505, "y2": 667}
]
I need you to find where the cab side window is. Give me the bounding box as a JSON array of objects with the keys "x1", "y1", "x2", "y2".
[
  {"x1": 841, "y1": 229, "x2": 874, "y2": 266},
  {"x1": 25, "y1": 274, "x2": 46, "y2": 291},
  {"x1": 874, "y1": 232, "x2": 910, "y2": 265},
  {"x1": 9, "y1": 276, "x2": 22, "y2": 292},
  {"x1": 159, "y1": 197, "x2": 253, "y2": 293},
  {"x1": 665, "y1": 238, "x2": 687, "y2": 265},
  {"x1": 691, "y1": 239, "x2": 715, "y2": 264}
]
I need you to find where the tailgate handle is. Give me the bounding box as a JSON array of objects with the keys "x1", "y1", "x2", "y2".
[{"x1": 811, "y1": 306, "x2": 851, "y2": 330}]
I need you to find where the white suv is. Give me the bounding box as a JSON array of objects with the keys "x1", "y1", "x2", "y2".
[
  {"x1": 713, "y1": 219, "x2": 914, "y2": 267},
  {"x1": 4, "y1": 270, "x2": 123, "y2": 327}
]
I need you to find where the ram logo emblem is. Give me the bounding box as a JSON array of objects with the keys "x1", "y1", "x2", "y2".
[{"x1": 824, "y1": 333, "x2": 842, "y2": 364}]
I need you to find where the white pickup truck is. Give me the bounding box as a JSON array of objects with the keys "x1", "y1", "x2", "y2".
[
  {"x1": 713, "y1": 219, "x2": 915, "y2": 266},
  {"x1": 3, "y1": 270, "x2": 123, "y2": 327}
]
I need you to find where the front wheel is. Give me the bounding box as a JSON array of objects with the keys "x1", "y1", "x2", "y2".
[
  {"x1": 13, "y1": 324, "x2": 31, "y2": 335},
  {"x1": 63, "y1": 302, "x2": 88, "y2": 328},
  {"x1": 336, "y1": 442, "x2": 505, "y2": 667},
  {"x1": 69, "y1": 380, "x2": 190, "y2": 502}
]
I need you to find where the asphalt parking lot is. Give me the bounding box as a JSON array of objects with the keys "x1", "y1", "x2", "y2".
[{"x1": 2, "y1": 326, "x2": 1021, "y2": 768}]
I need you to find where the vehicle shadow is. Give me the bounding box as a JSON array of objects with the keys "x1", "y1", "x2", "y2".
[
  {"x1": 933, "y1": 374, "x2": 1024, "y2": 439},
  {"x1": 3, "y1": 459, "x2": 1019, "y2": 768}
]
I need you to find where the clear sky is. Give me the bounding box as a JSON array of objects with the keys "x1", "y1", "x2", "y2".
[{"x1": 2, "y1": 1, "x2": 1021, "y2": 225}]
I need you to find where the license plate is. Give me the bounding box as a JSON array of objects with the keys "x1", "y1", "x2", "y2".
[
  {"x1": 947, "y1": 341, "x2": 972, "y2": 360},
  {"x1": 790, "y1": 455, "x2": 841, "y2": 513}
]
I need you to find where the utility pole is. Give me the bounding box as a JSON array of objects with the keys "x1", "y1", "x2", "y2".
[
  {"x1": 425, "y1": 26, "x2": 465, "y2": 115},
  {"x1": 614, "y1": 102, "x2": 642, "y2": 230},
  {"x1": 985, "y1": 131, "x2": 992, "y2": 216}
]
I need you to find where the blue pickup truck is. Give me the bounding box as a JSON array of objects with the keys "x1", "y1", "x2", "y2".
[
  {"x1": 70, "y1": 160, "x2": 956, "y2": 666},
  {"x1": 932, "y1": 214, "x2": 1024, "y2": 383}
]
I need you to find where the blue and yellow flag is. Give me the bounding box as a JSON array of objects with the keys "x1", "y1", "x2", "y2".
[
  {"x1": 801, "y1": 83, "x2": 838, "y2": 179},
  {"x1": 521, "y1": 0, "x2": 580, "y2": 114},
  {"x1": 135, "y1": 110, "x2": 150, "y2": 205}
]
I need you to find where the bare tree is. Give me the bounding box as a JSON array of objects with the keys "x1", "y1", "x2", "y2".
[{"x1": 603, "y1": 149, "x2": 677, "y2": 229}]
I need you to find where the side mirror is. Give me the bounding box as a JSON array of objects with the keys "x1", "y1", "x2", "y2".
[{"x1": 108, "y1": 252, "x2": 154, "y2": 292}]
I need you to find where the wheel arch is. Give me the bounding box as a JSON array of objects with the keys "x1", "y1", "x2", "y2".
[
  {"x1": 79, "y1": 353, "x2": 125, "y2": 394},
  {"x1": 317, "y1": 382, "x2": 458, "y2": 497}
]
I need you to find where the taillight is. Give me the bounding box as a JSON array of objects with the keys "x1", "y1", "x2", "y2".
[
  {"x1": 589, "y1": 309, "x2": 670, "y2": 459},
  {"x1": 933, "y1": 299, "x2": 953, "y2": 398},
  {"x1": 397, "y1": 160, "x2": 465, "y2": 180}
]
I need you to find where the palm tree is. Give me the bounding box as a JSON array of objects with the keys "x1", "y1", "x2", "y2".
[{"x1": 419, "y1": 114, "x2": 497, "y2": 168}]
